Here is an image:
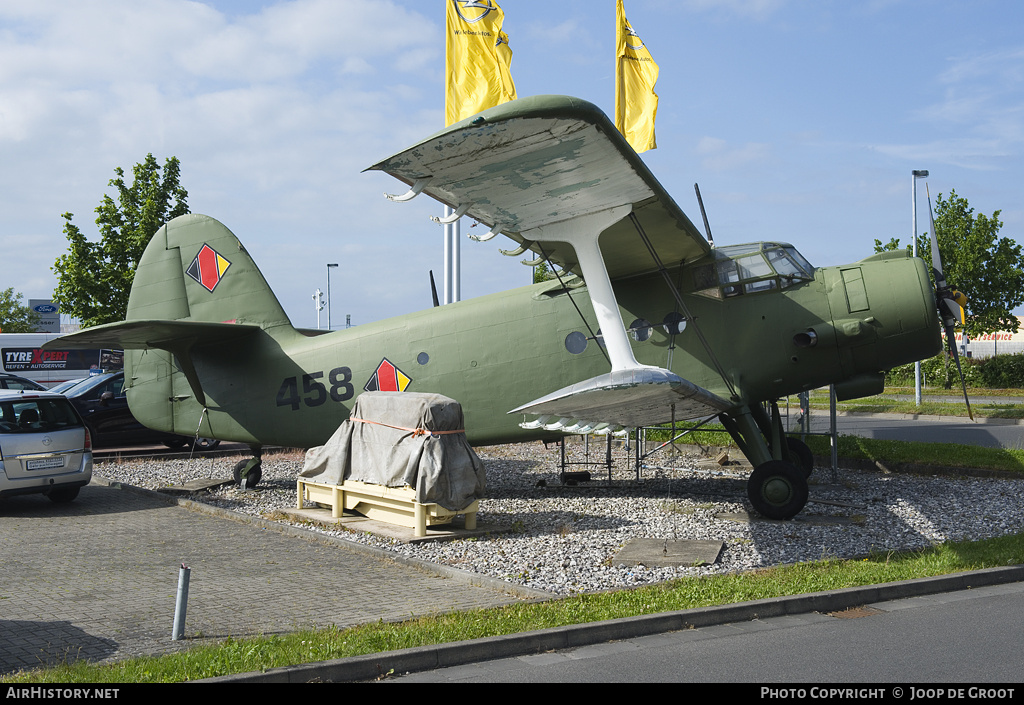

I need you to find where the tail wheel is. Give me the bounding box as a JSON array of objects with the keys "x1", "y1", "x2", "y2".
[
  {"x1": 232, "y1": 458, "x2": 262, "y2": 489},
  {"x1": 747, "y1": 460, "x2": 808, "y2": 520}
]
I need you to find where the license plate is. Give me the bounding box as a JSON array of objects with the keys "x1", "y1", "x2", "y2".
[{"x1": 27, "y1": 457, "x2": 66, "y2": 471}]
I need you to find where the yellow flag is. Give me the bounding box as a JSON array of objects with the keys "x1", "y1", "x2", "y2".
[
  {"x1": 615, "y1": 0, "x2": 659, "y2": 152},
  {"x1": 446, "y1": 1, "x2": 517, "y2": 126}
]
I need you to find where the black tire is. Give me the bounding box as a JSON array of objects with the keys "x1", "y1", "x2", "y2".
[
  {"x1": 47, "y1": 486, "x2": 80, "y2": 503},
  {"x1": 747, "y1": 460, "x2": 808, "y2": 520},
  {"x1": 232, "y1": 459, "x2": 262, "y2": 489},
  {"x1": 785, "y1": 437, "x2": 814, "y2": 478}
]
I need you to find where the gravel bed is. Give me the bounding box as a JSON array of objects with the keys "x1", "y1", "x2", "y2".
[{"x1": 95, "y1": 441, "x2": 1024, "y2": 596}]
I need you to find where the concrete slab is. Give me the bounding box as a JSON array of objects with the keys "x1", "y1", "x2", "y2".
[
  {"x1": 613, "y1": 539, "x2": 724, "y2": 568},
  {"x1": 277, "y1": 506, "x2": 509, "y2": 544},
  {"x1": 156, "y1": 477, "x2": 235, "y2": 495}
]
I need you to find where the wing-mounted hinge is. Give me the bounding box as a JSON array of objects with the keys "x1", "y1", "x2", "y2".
[{"x1": 384, "y1": 177, "x2": 431, "y2": 202}]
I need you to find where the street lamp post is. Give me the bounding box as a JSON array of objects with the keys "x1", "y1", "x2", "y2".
[
  {"x1": 326, "y1": 263, "x2": 339, "y2": 330},
  {"x1": 912, "y1": 169, "x2": 929, "y2": 406}
]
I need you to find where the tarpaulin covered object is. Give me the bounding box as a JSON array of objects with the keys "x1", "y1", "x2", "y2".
[{"x1": 299, "y1": 392, "x2": 486, "y2": 511}]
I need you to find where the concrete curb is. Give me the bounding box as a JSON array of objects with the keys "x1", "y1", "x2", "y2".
[{"x1": 199, "y1": 565, "x2": 1024, "y2": 683}]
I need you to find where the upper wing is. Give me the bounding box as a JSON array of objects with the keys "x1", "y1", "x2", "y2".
[{"x1": 367, "y1": 95, "x2": 710, "y2": 280}]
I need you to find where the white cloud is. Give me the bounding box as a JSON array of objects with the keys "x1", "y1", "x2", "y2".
[
  {"x1": 695, "y1": 136, "x2": 772, "y2": 172},
  {"x1": 919, "y1": 47, "x2": 1024, "y2": 149},
  {"x1": 0, "y1": 0, "x2": 451, "y2": 325}
]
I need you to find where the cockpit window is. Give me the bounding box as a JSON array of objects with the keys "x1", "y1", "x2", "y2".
[{"x1": 694, "y1": 243, "x2": 814, "y2": 299}]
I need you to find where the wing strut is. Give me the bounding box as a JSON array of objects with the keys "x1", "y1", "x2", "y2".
[
  {"x1": 523, "y1": 204, "x2": 644, "y2": 372},
  {"x1": 627, "y1": 212, "x2": 739, "y2": 401},
  {"x1": 535, "y1": 242, "x2": 610, "y2": 367}
]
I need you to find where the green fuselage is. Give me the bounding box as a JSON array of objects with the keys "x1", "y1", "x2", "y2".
[{"x1": 127, "y1": 249, "x2": 940, "y2": 449}]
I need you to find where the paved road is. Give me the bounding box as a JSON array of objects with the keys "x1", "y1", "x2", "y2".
[
  {"x1": 386, "y1": 581, "x2": 1024, "y2": 683},
  {"x1": 0, "y1": 481, "x2": 533, "y2": 676},
  {"x1": 800, "y1": 411, "x2": 1024, "y2": 450}
]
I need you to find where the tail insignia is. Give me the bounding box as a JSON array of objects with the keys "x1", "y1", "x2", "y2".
[
  {"x1": 186, "y1": 244, "x2": 232, "y2": 292},
  {"x1": 363, "y1": 358, "x2": 412, "y2": 393}
]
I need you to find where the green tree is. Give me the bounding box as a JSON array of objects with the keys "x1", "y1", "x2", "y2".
[
  {"x1": 874, "y1": 189, "x2": 1023, "y2": 338},
  {"x1": 52, "y1": 154, "x2": 189, "y2": 327},
  {"x1": 0, "y1": 288, "x2": 39, "y2": 333}
]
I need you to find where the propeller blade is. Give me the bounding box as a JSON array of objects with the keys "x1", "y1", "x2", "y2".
[
  {"x1": 941, "y1": 296, "x2": 964, "y2": 325},
  {"x1": 942, "y1": 318, "x2": 974, "y2": 421},
  {"x1": 926, "y1": 184, "x2": 947, "y2": 288},
  {"x1": 926, "y1": 184, "x2": 974, "y2": 421}
]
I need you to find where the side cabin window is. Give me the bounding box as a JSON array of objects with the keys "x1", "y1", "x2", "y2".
[{"x1": 693, "y1": 243, "x2": 814, "y2": 299}]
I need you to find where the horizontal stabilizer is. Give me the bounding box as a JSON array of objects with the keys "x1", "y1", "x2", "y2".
[
  {"x1": 42, "y1": 319, "x2": 259, "y2": 351},
  {"x1": 510, "y1": 367, "x2": 732, "y2": 430},
  {"x1": 44, "y1": 320, "x2": 259, "y2": 408}
]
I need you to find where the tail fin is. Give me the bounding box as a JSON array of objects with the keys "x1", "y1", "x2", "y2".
[
  {"x1": 45, "y1": 215, "x2": 294, "y2": 440},
  {"x1": 128, "y1": 214, "x2": 291, "y2": 328}
]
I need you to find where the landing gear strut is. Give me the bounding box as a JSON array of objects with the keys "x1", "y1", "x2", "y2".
[
  {"x1": 233, "y1": 446, "x2": 263, "y2": 489},
  {"x1": 720, "y1": 401, "x2": 810, "y2": 520}
]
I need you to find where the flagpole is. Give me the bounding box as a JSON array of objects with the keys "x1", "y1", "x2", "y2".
[
  {"x1": 444, "y1": 0, "x2": 515, "y2": 304},
  {"x1": 443, "y1": 206, "x2": 453, "y2": 305},
  {"x1": 453, "y1": 215, "x2": 461, "y2": 302}
]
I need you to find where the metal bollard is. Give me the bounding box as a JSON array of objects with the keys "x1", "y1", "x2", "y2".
[{"x1": 172, "y1": 563, "x2": 191, "y2": 641}]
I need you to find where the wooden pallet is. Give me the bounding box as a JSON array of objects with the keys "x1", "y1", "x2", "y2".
[{"x1": 296, "y1": 477, "x2": 478, "y2": 538}]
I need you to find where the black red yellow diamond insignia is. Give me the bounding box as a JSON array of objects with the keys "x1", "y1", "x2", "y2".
[
  {"x1": 186, "y1": 244, "x2": 231, "y2": 292},
  {"x1": 364, "y1": 358, "x2": 412, "y2": 392}
]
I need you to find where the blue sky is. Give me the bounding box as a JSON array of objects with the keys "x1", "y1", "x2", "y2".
[{"x1": 3, "y1": 0, "x2": 1022, "y2": 329}]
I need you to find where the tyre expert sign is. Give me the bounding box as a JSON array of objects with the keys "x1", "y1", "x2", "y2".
[{"x1": 1, "y1": 348, "x2": 122, "y2": 372}]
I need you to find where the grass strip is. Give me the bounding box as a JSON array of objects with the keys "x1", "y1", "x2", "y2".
[
  {"x1": 801, "y1": 387, "x2": 1024, "y2": 419},
  {"x1": 799, "y1": 435, "x2": 1024, "y2": 474},
  {"x1": 5, "y1": 531, "x2": 1024, "y2": 684}
]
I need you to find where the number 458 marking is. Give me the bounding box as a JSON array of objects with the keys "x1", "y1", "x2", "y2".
[{"x1": 276, "y1": 367, "x2": 353, "y2": 410}]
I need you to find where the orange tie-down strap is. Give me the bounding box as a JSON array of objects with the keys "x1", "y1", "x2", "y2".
[{"x1": 350, "y1": 417, "x2": 466, "y2": 438}]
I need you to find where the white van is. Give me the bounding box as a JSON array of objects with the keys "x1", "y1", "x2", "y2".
[{"x1": 0, "y1": 333, "x2": 123, "y2": 388}]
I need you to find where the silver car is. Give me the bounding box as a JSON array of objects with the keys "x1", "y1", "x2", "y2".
[{"x1": 0, "y1": 390, "x2": 93, "y2": 503}]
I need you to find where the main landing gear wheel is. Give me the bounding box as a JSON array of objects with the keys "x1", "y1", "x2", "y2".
[
  {"x1": 785, "y1": 437, "x2": 814, "y2": 478},
  {"x1": 233, "y1": 458, "x2": 263, "y2": 489},
  {"x1": 747, "y1": 460, "x2": 808, "y2": 520}
]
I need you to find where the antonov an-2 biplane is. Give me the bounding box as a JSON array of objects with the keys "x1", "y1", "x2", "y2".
[{"x1": 47, "y1": 95, "x2": 951, "y2": 519}]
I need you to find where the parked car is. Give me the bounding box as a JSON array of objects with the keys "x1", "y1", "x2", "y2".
[
  {"x1": 0, "y1": 389, "x2": 93, "y2": 502},
  {"x1": 0, "y1": 373, "x2": 47, "y2": 391},
  {"x1": 47, "y1": 378, "x2": 92, "y2": 394},
  {"x1": 63, "y1": 371, "x2": 220, "y2": 449}
]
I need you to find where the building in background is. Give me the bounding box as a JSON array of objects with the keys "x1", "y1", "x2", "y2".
[{"x1": 956, "y1": 317, "x2": 1024, "y2": 359}]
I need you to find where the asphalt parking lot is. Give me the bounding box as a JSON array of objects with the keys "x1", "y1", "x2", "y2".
[{"x1": 0, "y1": 479, "x2": 533, "y2": 676}]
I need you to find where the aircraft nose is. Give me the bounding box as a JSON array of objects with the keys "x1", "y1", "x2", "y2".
[{"x1": 818, "y1": 252, "x2": 942, "y2": 377}]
